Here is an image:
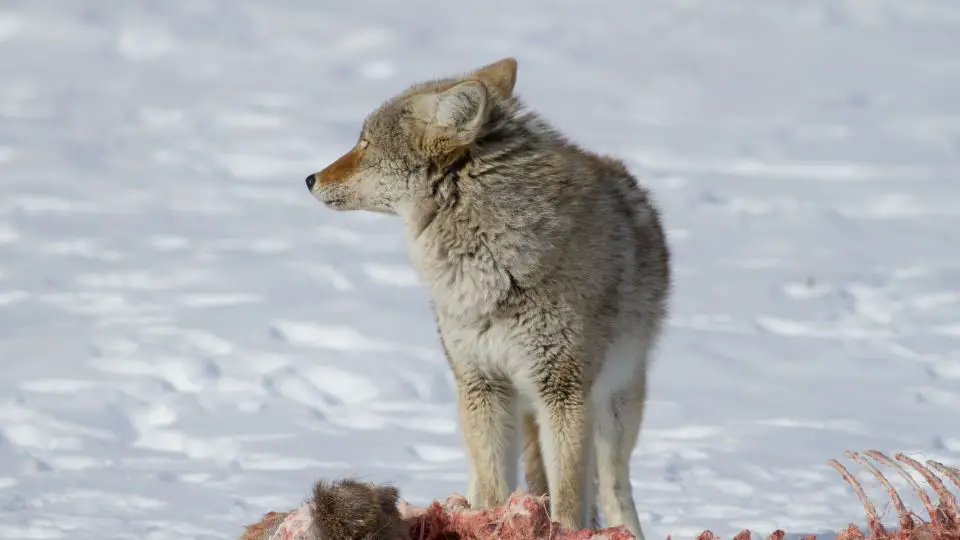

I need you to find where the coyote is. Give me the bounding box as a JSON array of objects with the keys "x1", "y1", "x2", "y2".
[{"x1": 305, "y1": 57, "x2": 671, "y2": 539}]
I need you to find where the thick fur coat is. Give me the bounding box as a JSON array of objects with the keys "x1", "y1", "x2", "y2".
[{"x1": 306, "y1": 58, "x2": 671, "y2": 539}]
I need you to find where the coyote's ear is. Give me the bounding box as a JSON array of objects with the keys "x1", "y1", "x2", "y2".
[
  {"x1": 469, "y1": 57, "x2": 518, "y2": 99},
  {"x1": 413, "y1": 80, "x2": 489, "y2": 155}
]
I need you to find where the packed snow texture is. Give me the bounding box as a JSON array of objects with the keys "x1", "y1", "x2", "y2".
[{"x1": 1, "y1": 1, "x2": 959, "y2": 539}]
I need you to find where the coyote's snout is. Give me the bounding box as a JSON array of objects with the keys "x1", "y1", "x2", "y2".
[
  {"x1": 305, "y1": 141, "x2": 368, "y2": 210},
  {"x1": 304, "y1": 57, "x2": 671, "y2": 540}
]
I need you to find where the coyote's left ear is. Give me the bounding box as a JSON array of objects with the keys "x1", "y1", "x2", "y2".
[
  {"x1": 412, "y1": 80, "x2": 489, "y2": 155},
  {"x1": 469, "y1": 57, "x2": 518, "y2": 99}
]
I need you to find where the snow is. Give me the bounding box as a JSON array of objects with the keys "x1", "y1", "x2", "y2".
[{"x1": 1, "y1": 1, "x2": 959, "y2": 539}]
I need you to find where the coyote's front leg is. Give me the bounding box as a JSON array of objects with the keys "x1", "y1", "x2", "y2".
[
  {"x1": 455, "y1": 370, "x2": 519, "y2": 509},
  {"x1": 538, "y1": 396, "x2": 591, "y2": 530},
  {"x1": 524, "y1": 409, "x2": 602, "y2": 528},
  {"x1": 528, "y1": 354, "x2": 592, "y2": 532}
]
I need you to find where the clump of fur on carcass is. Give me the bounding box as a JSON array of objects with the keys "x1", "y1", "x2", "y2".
[
  {"x1": 239, "y1": 479, "x2": 634, "y2": 540},
  {"x1": 239, "y1": 479, "x2": 407, "y2": 540}
]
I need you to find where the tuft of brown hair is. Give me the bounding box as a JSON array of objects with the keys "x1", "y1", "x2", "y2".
[{"x1": 310, "y1": 478, "x2": 408, "y2": 540}]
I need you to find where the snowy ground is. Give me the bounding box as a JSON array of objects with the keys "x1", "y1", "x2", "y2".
[{"x1": 1, "y1": 1, "x2": 959, "y2": 539}]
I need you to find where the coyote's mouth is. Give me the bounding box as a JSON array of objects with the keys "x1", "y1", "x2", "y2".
[{"x1": 316, "y1": 188, "x2": 348, "y2": 210}]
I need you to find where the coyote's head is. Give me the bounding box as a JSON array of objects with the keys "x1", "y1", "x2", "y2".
[{"x1": 304, "y1": 57, "x2": 518, "y2": 214}]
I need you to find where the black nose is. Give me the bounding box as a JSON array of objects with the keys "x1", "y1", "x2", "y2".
[{"x1": 305, "y1": 174, "x2": 316, "y2": 190}]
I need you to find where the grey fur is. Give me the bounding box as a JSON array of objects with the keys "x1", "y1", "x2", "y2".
[{"x1": 307, "y1": 58, "x2": 671, "y2": 539}]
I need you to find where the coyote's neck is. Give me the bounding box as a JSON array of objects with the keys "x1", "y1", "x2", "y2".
[
  {"x1": 396, "y1": 108, "x2": 569, "y2": 318},
  {"x1": 396, "y1": 167, "x2": 526, "y2": 320}
]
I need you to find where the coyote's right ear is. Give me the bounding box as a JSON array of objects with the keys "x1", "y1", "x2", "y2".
[
  {"x1": 412, "y1": 80, "x2": 489, "y2": 156},
  {"x1": 469, "y1": 57, "x2": 518, "y2": 99}
]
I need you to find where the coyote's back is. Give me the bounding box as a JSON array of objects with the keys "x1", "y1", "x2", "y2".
[{"x1": 305, "y1": 57, "x2": 670, "y2": 540}]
